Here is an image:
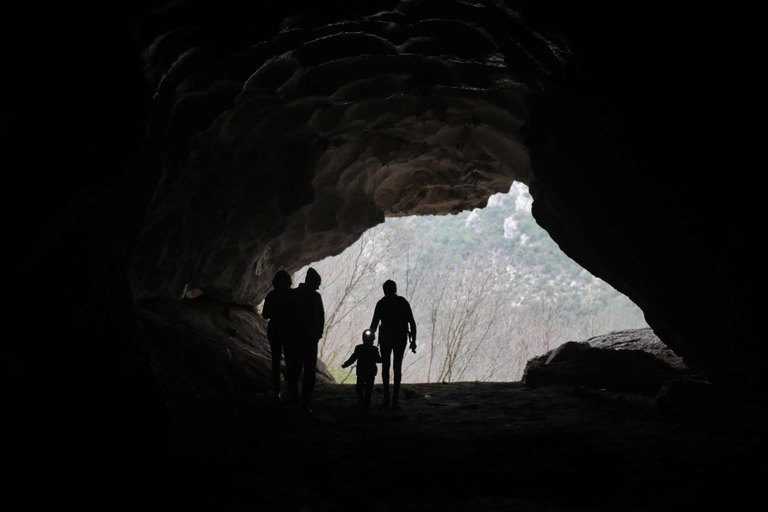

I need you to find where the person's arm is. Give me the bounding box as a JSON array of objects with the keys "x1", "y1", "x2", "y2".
[
  {"x1": 261, "y1": 292, "x2": 274, "y2": 319},
  {"x1": 341, "y1": 349, "x2": 358, "y2": 368},
  {"x1": 405, "y1": 299, "x2": 416, "y2": 340},
  {"x1": 316, "y1": 293, "x2": 325, "y2": 340},
  {"x1": 369, "y1": 301, "x2": 381, "y2": 333},
  {"x1": 374, "y1": 347, "x2": 383, "y2": 363},
  {"x1": 404, "y1": 298, "x2": 417, "y2": 352}
]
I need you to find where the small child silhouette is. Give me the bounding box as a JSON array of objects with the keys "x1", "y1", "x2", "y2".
[{"x1": 341, "y1": 330, "x2": 383, "y2": 411}]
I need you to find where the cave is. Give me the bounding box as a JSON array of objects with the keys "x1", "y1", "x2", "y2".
[{"x1": 8, "y1": 0, "x2": 765, "y2": 510}]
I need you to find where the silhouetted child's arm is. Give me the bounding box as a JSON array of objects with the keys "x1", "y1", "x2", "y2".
[{"x1": 341, "y1": 349, "x2": 358, "y2": 369}]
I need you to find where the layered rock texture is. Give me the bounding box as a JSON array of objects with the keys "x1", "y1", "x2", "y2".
[
  {"x1": 138, "y1": 297, "x2": 335, "y2": 408},
  {"x1": 125, "y1": 0, "x2": 761, "y2": 408},
  {"x1": 522, "y1": 329, "x2": 690, "y2": 396},
  {"x1": 131, "y1": 0, "x2": 553, "y2": 303},
  {"x1": 8, "y1": 1, "x2": 764, "y2": 500}
]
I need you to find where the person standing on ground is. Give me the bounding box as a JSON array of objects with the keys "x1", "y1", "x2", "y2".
[
  {"x1": 261, "y1": 270, "x2": 294, "y2": 404},
  {"x1": 369, "y1": 280, "x2": 416, "y2": 408},
  {"x1": 341, "y1": 329, "x2": 382, "y2": 412},
  {"x1": 291, "y1": 267, "x2": 325, "y2": 413}
]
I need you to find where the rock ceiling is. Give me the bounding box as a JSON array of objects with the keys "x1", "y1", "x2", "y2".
[{"x1": 131, "y1": 1, "x2": 563, "y2": 303}]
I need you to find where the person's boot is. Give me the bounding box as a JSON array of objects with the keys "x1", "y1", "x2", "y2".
[
  {"x1": 300, "y1": 399, "x2": 313, "y2": 416},
  {"x1": 393, "y1": 382, "x2": 401, "y2": 409},
  {"x1": 382, "y1": 392, "x2": 390, "y2": 407},
  {"x1": 287, "y1": 381, "x2": 300, "y2": 405}
]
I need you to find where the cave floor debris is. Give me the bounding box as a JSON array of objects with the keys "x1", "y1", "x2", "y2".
[{"x1": 159, "y1": 382, "x2": 765, "y2": 511}]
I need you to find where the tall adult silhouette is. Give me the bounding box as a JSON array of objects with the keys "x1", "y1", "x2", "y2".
[
  {"x1": 291, "y1": 267, "x2": 325, "y2": 413},
  {"x1": 369, "y1": 280, "x2": 416, "y2": 408},
  {"x1": 261, "y1": 270, "x2": 294, "y2": 404}
]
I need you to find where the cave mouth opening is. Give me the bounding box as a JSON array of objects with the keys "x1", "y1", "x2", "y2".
[{"x1": 291, "y1": 182, "x2": 648, "y2": 384}]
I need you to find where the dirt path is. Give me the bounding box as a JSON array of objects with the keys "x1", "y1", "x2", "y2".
[{"x1": 160, "y1": 382, "x2": 766, "y2": 511}]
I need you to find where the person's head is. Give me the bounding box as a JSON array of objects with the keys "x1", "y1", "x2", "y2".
[
  {"x1": 362, "y1": 329, "x2": 375, "y2": 345},
  {"x1": 305, "y1": 267, "x2": 322, "y2": 290},
  {"x1": 272, "y1": 270, "x2": 292, "y2": 290},
  {"x1": 383, "y1": 279, "x2": 397, "y2": 297}
]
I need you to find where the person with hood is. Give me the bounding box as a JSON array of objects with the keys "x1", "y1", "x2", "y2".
[{"x1": 290, "y1": 267, "x2": 325, "y2": 413}]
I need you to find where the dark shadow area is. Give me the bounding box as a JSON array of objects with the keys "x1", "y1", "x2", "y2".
[
  {"x1": 7, "y1": 1, "x2": 764, "y2": 510},
  {"x1": 163, "y1": 382, "x2": 766, "y2": 511}
]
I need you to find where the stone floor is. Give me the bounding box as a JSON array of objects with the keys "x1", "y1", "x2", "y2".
[{"x1": 142, "y1": 382, "x2": 768, "y2": 511}]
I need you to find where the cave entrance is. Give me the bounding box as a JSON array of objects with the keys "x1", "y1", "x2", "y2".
[{"x1": 292, "y1": 182, "x2": 647, "y2": 384}]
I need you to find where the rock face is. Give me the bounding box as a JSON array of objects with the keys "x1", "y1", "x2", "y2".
[
  {"x1": 137, "y1": 297, "x2": 334, "y2": 407},
  {"x1": 9, "y1": 2, "x2": 766, "y2": 488},
  {"x1": 123, "y1": 1, "x2": 765, "y2": 408},
  {"x1": 523, "y1": 330, "x2": 688, "y2": 396},
  {"x1": 130, "y1": 0, "x2": 551, "y2": 304},
  {"x1": 124, "y1": 0, "x2": 559, "y2": 401},
  {"x1": 585, "y1": 328, "x2": 687, "y2": 371}
]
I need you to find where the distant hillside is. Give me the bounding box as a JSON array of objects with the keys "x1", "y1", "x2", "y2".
[
  {"x1": 295, "y1": 182, "x2": 648, "y2": 383},
  {"x1": 393, "y1": 182, "x2": 648, "y2": 332}
]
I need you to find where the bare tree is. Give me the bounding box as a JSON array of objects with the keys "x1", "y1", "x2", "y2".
[
  {"x1": 401, "y1": 252, "x2": 508, "y2": 383},
  {"x1": 293, "y1": 201, "x2": 645, "y2": 384}
]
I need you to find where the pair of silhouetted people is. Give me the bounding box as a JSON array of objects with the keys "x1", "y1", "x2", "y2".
[
  {"x1": 341, "y1": 329, "x2": 382, "y2": 411},
  {"x1": 262, "y1": 267, "x2": 325, "y2": 413}
]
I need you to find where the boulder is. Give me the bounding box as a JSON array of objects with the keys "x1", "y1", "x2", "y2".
[
  {"x1": 523, "y1": 331, "x2": 686, "y2": 396},
  {"x1": 586, "y1": 328, "x2": 687, "y2": 370}
]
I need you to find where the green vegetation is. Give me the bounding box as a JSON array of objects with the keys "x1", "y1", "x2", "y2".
[{"x1": 328, "y1": 365, "x2": 356, "y2": 384}]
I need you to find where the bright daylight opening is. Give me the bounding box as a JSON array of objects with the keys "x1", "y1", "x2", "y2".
[{"x1": 292, "y1": 183, "x2": 648, "y2": 384}]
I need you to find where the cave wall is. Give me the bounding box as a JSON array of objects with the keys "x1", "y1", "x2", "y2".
[
  {"x1": 6, "y1": 2, "x2": 169, "y2": 501},
  {"x1": 7, "y1": 2, "x2": 764, "y2": 493},
  {"x1": 130, "y1": 0, "x2": 550, "y2": 304},
  {"x1": 516, "y1": 3, "x2": 762, "y2": 403},
  {"x1": 124, "y1": 0, "x2": 552, "y2": 404},
  {"x1": 125, "y1": 1, "x2": 764, "y2": 405}
]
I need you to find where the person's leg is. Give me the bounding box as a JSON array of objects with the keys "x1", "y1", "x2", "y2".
[
  {"x1": 269, "y1": 335, "x2": 282, "y2": 401},
  {"x1": 284, "y1": 342, "x2": 301, "y2": 404},
  {"x1": 300, "y1": 341, "x2": 318, "y2": 411},
  {"x1": 380, "y1": 342, "x2": 392, "y2": 406},
  {"x1": 355, "y1": 379, "x2": 364, "y2": 403},
  {"x1": 364, "y1": 376, "x2": 374, "y2": 410},
  {"x1": 392, "y1": 339, "x2": 407, "y2": 408}
]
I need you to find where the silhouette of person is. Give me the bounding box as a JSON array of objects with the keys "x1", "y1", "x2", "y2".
[
  {"x1": 369, "y1": 280, "x2": 416, "y2": 408},
  {"x1": 290, "y1": 267, "x2": 325, "y2": 413},
  {"x1": 341, "y1": 330, "x2": 382, "y2": 411},
  {"x1": 261, "y1": 270, "x2": 294, "y2": 404}
]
